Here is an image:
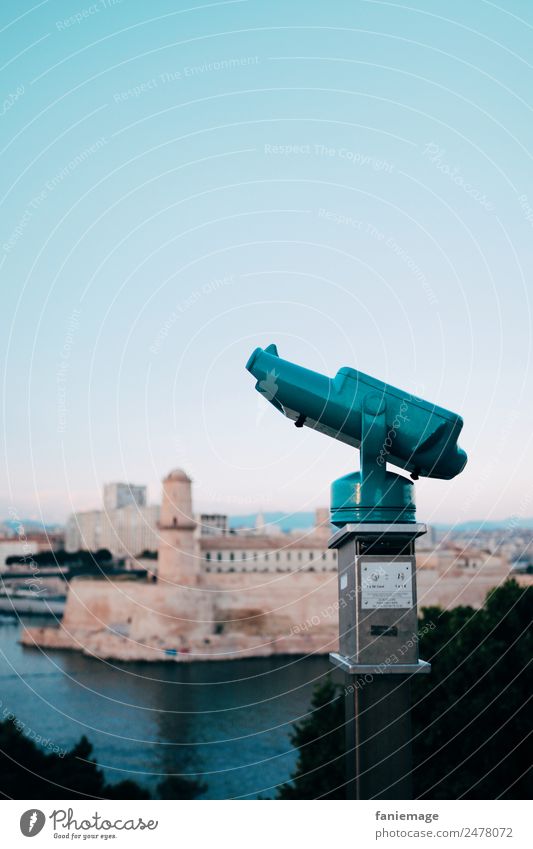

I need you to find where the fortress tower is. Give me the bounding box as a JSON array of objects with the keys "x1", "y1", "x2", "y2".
[{"x1": 157, "y1": 468, "x2": 199, "y2": 586}]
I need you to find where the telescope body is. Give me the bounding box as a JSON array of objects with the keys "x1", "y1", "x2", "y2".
[
  {"x1": 247, "y1": 344, "x2": 467, "y2": 525},
  {"x1": 246, "y1": 344, "x2": 466, "y2": 481}
]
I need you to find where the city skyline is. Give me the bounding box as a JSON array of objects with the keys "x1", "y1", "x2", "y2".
[{"x1": 5, "y1": 469, "x2": 533, "y2": 532}]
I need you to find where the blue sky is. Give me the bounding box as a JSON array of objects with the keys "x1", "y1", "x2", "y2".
[{"x1": 1, "y1": 0, "x2": 532, "y2": 524}]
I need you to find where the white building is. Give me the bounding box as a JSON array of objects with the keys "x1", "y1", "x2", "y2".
[
  {"x1": 197, "y1": 513, "x2": 228, "y2": 537},
  {"x1": 103, "y1": 482, "x2": 147, "y2": 511},
  {"x1": 65, "y1": 504, "x2": 160, "y2": 556},
  {"x1": 201, "y1": 532, "x2": 338, "y2": 573}
]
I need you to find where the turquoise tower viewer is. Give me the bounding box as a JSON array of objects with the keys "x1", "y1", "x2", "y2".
[{"x1": 246, "y1": 344, "x2": 467, "y2": 525}]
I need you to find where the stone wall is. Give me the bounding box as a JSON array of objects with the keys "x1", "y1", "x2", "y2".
[
  {"x1": 22, "y1": 569, "x2": 339, "y2": 661},
  {"x1": 22, "y1": 553, "x2": 516, "y2": 662}
]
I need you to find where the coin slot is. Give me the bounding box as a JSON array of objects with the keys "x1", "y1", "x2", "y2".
[{"x1": 370, "y1": 625, "x2": 398, "y2": 637}]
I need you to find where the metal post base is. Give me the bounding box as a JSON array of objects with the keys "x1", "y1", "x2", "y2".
[
  {"x1": 344, "y1": 672, "x2": 417, "y2": 800},
  {"x1": 335, "y1": 653, "x2": 430, "y2": 800},
  {"x1": 330, "y1": 652, "x2": 431, "y2": 675}
]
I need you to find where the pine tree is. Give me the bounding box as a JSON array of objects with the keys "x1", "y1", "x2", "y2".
[
  {"x1": 277, "y1": 675, "x2": 345, "y2": 798},
  {"x1": 0, "y1": 719, "x2": 207, "y2": 799},
  {"x1": 411, "y1": 579, "x2": 532, "y2": 799},
  {"x1": 279, "y1": 579, "x2": 532, "y2": 799}
]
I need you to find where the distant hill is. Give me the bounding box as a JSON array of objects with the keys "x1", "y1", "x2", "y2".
[
  {"x1": 1, "y1": 519, "x2": 63, "y2": 535},
  {"x1": 228, "y1": 514, "x2": 533, "y2": 535},
  {"x1": 229, "y1": 512, "x2": 316, "y2": 533},
  {"x1": 434, "y1": 518, "x2": 533, "y2": 532},
  {"x1": 3, "y1": 514, "x2": 532, "y2": 537}
]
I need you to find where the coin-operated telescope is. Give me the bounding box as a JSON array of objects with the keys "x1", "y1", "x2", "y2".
[
  {"x1": 246, "y1": 343, "x2": 467, "y2": 800},
  {"x1": 246, "y1": 343, "x2": 466, "y2": 525}
]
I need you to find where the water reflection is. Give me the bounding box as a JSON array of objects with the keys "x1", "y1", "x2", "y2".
[{"x1": 0, "y1": 619, "x2": 334, "y2": 798}]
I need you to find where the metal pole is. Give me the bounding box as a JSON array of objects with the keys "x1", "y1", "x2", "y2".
[
  {"x1": 345, "y1": 673, "x2": 413, "y2": 799},
  {"x1": 331, "y1": 522, "x2": 429, "y2": 801}
]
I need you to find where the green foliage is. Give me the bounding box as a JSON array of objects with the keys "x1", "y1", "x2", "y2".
[
  {"x1": 0, "y1": 719, "x2": 149, "y2": 799},
  {"x1": 411, "y1": 579, "x2": 532, "y2": 799},
  {"x1": 278, "y1": 676, "x2": 346, "y2": 798},
  {"x1": 279, "y1": 579, "x2": 532, "y2": 799},
  {"x1": 5, "y1": 549, "x2": 114, "y2": 569},
  {"x1": 0, "y1": 719, "x2": 206, "y2": 800}
]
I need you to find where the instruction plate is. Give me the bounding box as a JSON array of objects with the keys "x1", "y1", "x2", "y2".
[{"x1": 361, "y1": 561, "x2": 413, "y2": 609}]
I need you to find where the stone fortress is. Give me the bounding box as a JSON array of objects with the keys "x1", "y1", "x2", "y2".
[{"x1": 24, "y1": 469, "x2": 513, "y2": 662}]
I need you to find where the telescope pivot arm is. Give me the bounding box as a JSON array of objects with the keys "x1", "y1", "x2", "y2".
[{"x1": 360, "y1": 393, "x2": 388, "y2": 500}]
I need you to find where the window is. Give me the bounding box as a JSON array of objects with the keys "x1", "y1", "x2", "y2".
[
  {"x1": 287, "y1": 552, "x2": 291, "y2": 561},
  {"x1": 206, "y1": 552, "x2": 211, "y2": 561},
  {"x1": 229, "y1": 552, "x2": 234, "y2": 561},
  {"x1": 217, "y1": 552, "x2": 222, "y2": 561},
  {"x1": 309, "y1": 552, "x2": 314, "y2": 560},
  {"x1": 275, "y1": 552, "x2": 280, "y2": 561},
  {"x1": 322, "y1": 552, "x2": 327, "y2": 560},
  {"x1": 241, "y1": 552, "x2": 246, "y2": 560}
]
